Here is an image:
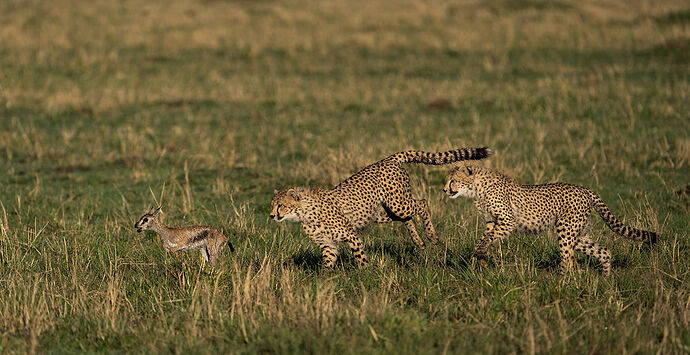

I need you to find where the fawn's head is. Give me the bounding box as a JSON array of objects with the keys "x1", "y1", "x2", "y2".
[{"x1": 135, "y1": 206, "x2": 162, "y2": 233}]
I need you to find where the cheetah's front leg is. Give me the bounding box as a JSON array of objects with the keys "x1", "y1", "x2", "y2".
[
  {"x1": 474, "y1": 217, "x2": 515, "y2": 267},
  {"x1": 318, "y1": 239, "x2": 339, "y2": 268},
  {"x1": 484, "y1": 220, "x2": 496, "y2": 234},
  {"x1": 339, "y1": 230, "x2": 369, "y2": 268},
  {"x1": 474, "y1": 220, "x2": 496, "y2": 267}
]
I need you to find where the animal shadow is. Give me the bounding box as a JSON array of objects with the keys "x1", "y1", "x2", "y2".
[
  {"x1": 288, "y1": 249, "x2": 365, "y2": 271},
  {"x1": 377, "y1": 240, "x2": 424, "y2": 267},
  {"x1": 434, "y1": 245, "x2": 471, "y2": 270},
  {"x1": 375, "y1": 239, "x2": 471, "y2": 270},
  {"x1": 535, "y1": 252, "x2": 631, "y2": 273},
  {"x1": 288, "y1": 249, "x2": 322, "y2": 271},
  {"x1": 535, "y1": 252, "x2": 561, "y2": 273}
]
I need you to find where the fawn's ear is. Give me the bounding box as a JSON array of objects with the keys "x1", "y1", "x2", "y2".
[{"x1": 153, "y1": 206, "x2": 162, "y2": 215}]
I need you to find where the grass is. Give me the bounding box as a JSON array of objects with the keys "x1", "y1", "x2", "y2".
[{"x1": 0, "y1": 0, "x2": 689, "y2": 352}]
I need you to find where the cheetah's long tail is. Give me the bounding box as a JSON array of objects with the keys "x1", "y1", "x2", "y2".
[
  {"x1": 590, "y1": 192, "x2": 658, "y2": 245},
  {"x1": 393, "y1": 147, "x2": 493, "y2": 165}
]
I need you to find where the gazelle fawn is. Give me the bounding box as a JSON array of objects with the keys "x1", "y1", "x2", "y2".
[{"x1": 134, "y1": 207, "x2": 233, "y2": 266}]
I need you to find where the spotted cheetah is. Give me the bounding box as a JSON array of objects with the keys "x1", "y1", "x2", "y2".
[
  {"x1": 443, "y1": 166, "x2": 658, "y2": 276},
  {"x1": 270, "y1": 147, "x2": 493, "y2": 268}
]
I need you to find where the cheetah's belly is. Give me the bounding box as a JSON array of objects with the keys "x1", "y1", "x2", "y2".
[
  {"x1": 340, "y1": 204, "x2": 377, "y2": 229},
  {"x1": 335, "y1": 190, "x2": 379, "y2": 230},
  {"x1": 514, "y1": 214, "x2": 554, "y2": 234},
  {"x1": 512, "y1": 197, "x2": 557, "y2": 234}
]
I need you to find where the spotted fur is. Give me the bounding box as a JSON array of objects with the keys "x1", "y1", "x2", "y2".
[
  {"x1": 271, "y1": 188, "x2": 368, "y2": 268},
  {"x1": 134, "y1": 207, "x2": 233, "y2": 266},
  {"x1": 270, "y1": 147, "x2": 493, "y2": 268},
  {"x1": 443, "y1": 166, "x2": 658, "y2": 276}
]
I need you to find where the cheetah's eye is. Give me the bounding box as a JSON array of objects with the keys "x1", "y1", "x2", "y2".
[{"x1": 143, "y1": 217, "x2": 148, "y2": 223}]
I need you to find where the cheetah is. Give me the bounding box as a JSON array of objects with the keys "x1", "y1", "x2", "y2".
[
  {"x1": 443, "y1": 166, "x2": 658, "y2": 276},
  {"x1": 270, "y1": 146, "x2": 493, "y2": 268},
  {"x1": 135, "y1": 206, "x2": 234, "y2": 266}
]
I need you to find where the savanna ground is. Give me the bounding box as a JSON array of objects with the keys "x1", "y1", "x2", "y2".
[{"x1": 1, "y1": 0, "x2": 689, "y2": 352}]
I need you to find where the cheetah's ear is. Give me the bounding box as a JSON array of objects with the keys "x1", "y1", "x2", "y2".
[
  {"x1": 287, "y1": 189, "x2": 301, "y2": 201},
  {"x1": 273, "y1": 189, "x2": 279, "y2": 194},
  {"x1": 465, "y1": 166, "x2": 473, "y2": 175}
]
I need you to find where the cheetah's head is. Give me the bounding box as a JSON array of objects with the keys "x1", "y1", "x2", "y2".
[
  {"x1": 270, "y1": 188, "x2": 304, "y2": 222},
  {"x1": 444, "y1": 166, "x2": 477, "y2": 199},
  {"x1": 135, "y1": 206, "x2": 162, "y2": 233}
]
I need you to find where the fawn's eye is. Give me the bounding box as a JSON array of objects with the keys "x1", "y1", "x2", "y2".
[{"x1": 143, "y1": 218, "x2": 148, "y2": 223}]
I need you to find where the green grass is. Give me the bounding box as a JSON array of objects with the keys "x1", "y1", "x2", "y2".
[{"x1": 1, "y1": 0, "x2": 689, "y2": 352}]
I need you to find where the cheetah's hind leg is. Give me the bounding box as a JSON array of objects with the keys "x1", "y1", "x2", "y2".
[
  {"x1": 403, "y1": 219, "x2": 426, "y2": 249},
  {"x1": 374, "y1": 205, "x2": 426, "y2": 249},
  {"x1": 555, "y1": 219, "x2": 580, "y2": 275},
  {"x1": 340, "y1": 230, "x2": 369, "y2": 268},
  {"x1": 414, "y1": 199, "x2": 438, "y2": 245},
  {"x1": 379, "y1": 202, "x2": 429, "y2": 250},
  {"x1": 574, "y1": 235, "x2": 612, "y2": 276}
]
